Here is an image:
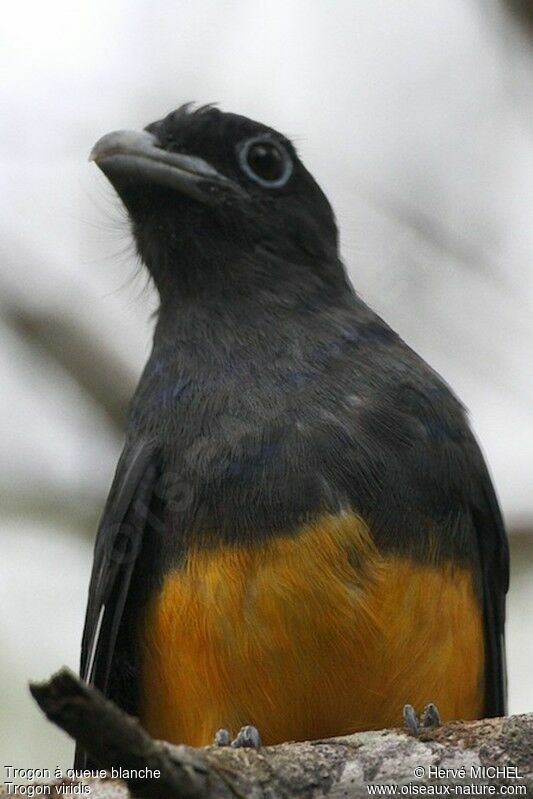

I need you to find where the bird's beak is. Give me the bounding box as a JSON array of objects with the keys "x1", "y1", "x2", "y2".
[{"x1": 90, "y1": 129, "x2": 245, "y2": 204}]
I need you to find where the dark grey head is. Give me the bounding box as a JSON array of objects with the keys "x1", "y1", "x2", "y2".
[{"x1": 91, "y1": 104, "x2": 345, "y2": 299}]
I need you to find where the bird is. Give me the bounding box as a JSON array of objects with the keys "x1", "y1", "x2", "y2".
[{"x1": 76, "y1": 103, "x2": 508, "y2": 764}]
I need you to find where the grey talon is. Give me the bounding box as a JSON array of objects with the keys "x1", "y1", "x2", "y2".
[
  {"x1": 231, "y1": 724, "x2": 262, "y2": 749},
  {"x1": 403, "y1": 704, "x2": 420, "y2": 736},
  {"x1": 214, "y1": 728, "x2": 231, "y2": 746},
  {"x1": 422, "y1": 703, "x2": 441, "y2": 728}
]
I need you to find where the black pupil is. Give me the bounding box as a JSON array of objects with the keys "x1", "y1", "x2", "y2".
[{"x1": 246, "y1": 143, "x2": 285, "y2": 182}]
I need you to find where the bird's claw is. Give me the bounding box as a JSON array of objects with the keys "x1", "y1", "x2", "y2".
[
  {"x1": 403, "y1": 703, "x2": 441, "y2": 736},
  {"x1": 214, "y1": 724, "x2": 262, "y2": 749},
  {"x1": 403, "y1": 704, "x2": 420, "y2": 735},
  {"x1": 232, "y1": 724, "x2": 262, "y2": 749},
  {"x1": 214, "y1": 728, "x2": 231, "y2": 746},
  {"x1": 422, "y1": 702, "x2": 441, "y2": 728}
]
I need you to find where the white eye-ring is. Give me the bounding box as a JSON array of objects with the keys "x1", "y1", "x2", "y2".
[{"x1": 237, "y1": 136, "x2": 293, "y2": 188}]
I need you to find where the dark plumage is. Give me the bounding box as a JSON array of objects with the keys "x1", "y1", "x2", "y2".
[{"x1": 77, "y1": 105, "x2": 508, "y2": 765}]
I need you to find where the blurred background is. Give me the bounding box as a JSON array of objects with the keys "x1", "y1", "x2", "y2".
[{"x1": 1, "y1": 0, "x2": 532, "y2": 774}]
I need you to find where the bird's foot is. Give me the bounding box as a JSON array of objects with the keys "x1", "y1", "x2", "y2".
[
  {"x1": 403, "y1": 703, "x2": 441, "y2": 736},
  {"x1": 214, "y1": 728, "x2": 231, "y2": 746},
  {"x1": 422, "y1": 702, "x2": 441, "y2": 728},
  {"x1": 214, "y1": 725, "x2": 262, "y2": 749}
]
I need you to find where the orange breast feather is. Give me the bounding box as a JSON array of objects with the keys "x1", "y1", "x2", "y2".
[{"x1": 138, "y1": 513, "x2": 484, "y2": 746}]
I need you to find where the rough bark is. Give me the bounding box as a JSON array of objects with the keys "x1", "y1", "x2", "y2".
[{"x1": 1, "y1": 669, "x2": 531, "y2": 798}]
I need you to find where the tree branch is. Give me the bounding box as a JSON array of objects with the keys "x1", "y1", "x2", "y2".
[
  {"x1": 6, "y1": 669, "x2": 531, "y2": 799},
  {"x1": 28, "y1": 670, "x2": 213, "y2": 799}
]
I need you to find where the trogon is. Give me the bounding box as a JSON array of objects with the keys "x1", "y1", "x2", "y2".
[{"x1": 76, "y1": 104, "x2": 508, "y2": 764}]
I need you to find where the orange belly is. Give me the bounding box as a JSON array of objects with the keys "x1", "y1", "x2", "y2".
[{"x1": 138, "y1": 513, "x2": 484, "y2": 746}]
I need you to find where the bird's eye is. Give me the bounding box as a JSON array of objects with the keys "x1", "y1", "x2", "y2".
[{"x1": 237, "y1": 137, "x2": 293, "y2": 188}]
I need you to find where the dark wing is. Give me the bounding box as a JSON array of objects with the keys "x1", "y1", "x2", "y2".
[
  {"x1": 469, "y1": 440, "x2": 509, "y2": 717},
  {"x1": 334, "y1": 353, "x2": 509, "y2": 719},
  {"x1": 75, "y1": 437, "x2": 159, "y2": 766}
]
